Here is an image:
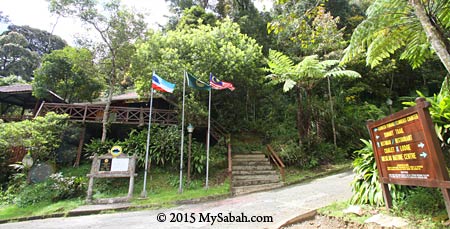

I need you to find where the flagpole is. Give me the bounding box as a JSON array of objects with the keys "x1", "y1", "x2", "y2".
[
  {"x1": 141, "y1": 78, "x2": 155, "y2": 198},
  {"x1": 179, "y1": 71, "x2": 187, "y2": 193},
  {"x1": 205, "y1": 83, "x2": 211, "y2": 189}
]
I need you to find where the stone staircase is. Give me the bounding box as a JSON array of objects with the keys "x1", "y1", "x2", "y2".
[{"x1": 231, "y1": 151, "x2": 284, "y2": 195}]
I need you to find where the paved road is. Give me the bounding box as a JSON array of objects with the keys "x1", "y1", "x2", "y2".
[{"x1": 1, "y1": 171, "x2": 354, "y2": 229}]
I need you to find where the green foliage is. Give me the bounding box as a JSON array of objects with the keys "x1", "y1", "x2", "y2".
[
  {"x1": 395, "y1": 187, "x2": 445, "y2": 216},
  {"x1": 403, "y1": 83, "x2": 450, "y2": 166},
  {"x1": 272, "y1": 139, "x2": 345, "y2": 169},
  {"x1": 85, "y1": 126, "x2": 181, "y2": 168},
  {"x1": 83, "y1": 138, "x2": 116, "y2": 158},
  {"x1": 350, "y1": 139, "x2": 409, "y2": 206},
  {"x1": 33, "y1": 46, "x2": 105, "y2": 103},
  {"x1": 6, "y1": 25, "x2": 67, "y2": 56},
  {"x1": 0, "y1": 31, "x2": 40, "y2": 80},
  {"x1": 0, "y1": 112, "x2": 69, "y2": 163},
  {"x1": 0, "y1": 173, "x2": 27, "y2": 205},
  {"x1": 132, "y1": 19, "x2": 264, "y2": 129},
  {"x1": 177, "y1": 6, "x2": 217, "y2": 29},
  {"x1": 404, "y1": 90, "x2": 450, "y2": 143},
  {"x1": 265, "y1": 49, "x2": 360, "y2": 147},
  {"x1": 342, "y1": 0, "x2": 450, "y2": 69},
  {"x1": 190, "y1": 141, "x2": 207, "y2": 174},
  {"x1": 14, "y1": 172, "x2": 86, "y2": 208}
]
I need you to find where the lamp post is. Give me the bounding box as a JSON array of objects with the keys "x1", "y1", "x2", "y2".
[
  {"x1": 386, "y1": 98, "x2": 393, "y2": 114},
  {"x1": 187, "y1": 123, "x2": 194, "y2": 185},
  {"x1": 22, "y1": 152, "x2": 34, "y2": 184}
]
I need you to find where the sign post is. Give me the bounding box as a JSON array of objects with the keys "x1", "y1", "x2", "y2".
[
  {"x1": 367, "y1": 98, "x2": 450, "y2": 217},
  {"x1": 86, "y1": 147, "x2": 136, "y2": 204}
]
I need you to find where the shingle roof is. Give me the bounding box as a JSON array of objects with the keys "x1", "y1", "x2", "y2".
[{"x1": 0, "y1": 84, "x2": 32, "y2": 93}]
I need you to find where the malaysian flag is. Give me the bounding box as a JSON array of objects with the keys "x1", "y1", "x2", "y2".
[{"x1": 209, "y1": 73, "x2": 235, "y2": 91}]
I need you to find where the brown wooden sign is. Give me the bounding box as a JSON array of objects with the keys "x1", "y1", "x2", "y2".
[
  {"x1": 86, "y1": 152, "x2": 137, "y2": 204},
  {"x1": 367, "y1": 98, "x2": 450, "y2": 217},
  {"x1": 367, "y1": 98, "x2": 449, "y2": 187}
]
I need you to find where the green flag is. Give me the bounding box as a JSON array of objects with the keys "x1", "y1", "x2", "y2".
[{"x1": 187, "y1": 73, "x2": 211, "y2": 91}]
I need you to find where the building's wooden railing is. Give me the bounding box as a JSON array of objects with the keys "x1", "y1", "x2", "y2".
[
  {"x1": 36, "y1": 102, "x2": 178, "y2": 125},
  {"x1": 266, "y1": 144, "x2": 286, "y2": 182}
]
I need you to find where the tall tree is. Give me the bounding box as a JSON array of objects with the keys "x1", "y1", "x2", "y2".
[
  {"x1": 342, "y1": 0, "x2": 450, "y2": 73},
  {"x1": 0, "y1": 32, "x2": 40, "y2": 80},
  {"x1": 48, "y1": 0, "x2": 147, "y2": 142},
  {"x1": 6, "y1": 25, "x2": 67, "y2": 56},
  {"x1": 33, "y1": 46, "x2": 104, "y2": 103},
  {"x1": 265, "y1": 50, "x2": 360, "y2": 146},
  {"x1": 131, "y1": 19, "x2": 264, "y2": 128}
]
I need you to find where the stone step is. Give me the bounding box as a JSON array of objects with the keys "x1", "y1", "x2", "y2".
[
  {"x1": 232, "y1": 154, "x2": 266, "y2": 159},
  {"x1": 232, "y1": 165, "x2": 274, "y2": 171},
  {"x1": 232, "y1": 160, "x2": 271, "y2": 166},
  {"x1": 233, "y1": 174, "x2": 280, "y2": 181},
  {"x1": 232, "y1": 157, "x2": 269, "y2": 162},
  {"x1": 232, "y1": 178, "x2": 280, "y2": 187},
  {"x1": 232, "y1": 170, "x2": 278, "y2": 176},
  {"x1": 231, "y1": 182, "x2": 284, "y2": 196}
]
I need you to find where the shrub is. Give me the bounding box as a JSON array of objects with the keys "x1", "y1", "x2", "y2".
[
  {"x1": 350, "y1": 139, "x2": 409, "y2": 206},
  {"x1": 395, "y1": 187, "x2": 445, "y2": 216},
  {"x1": 13, "y1": 172, "x2": 86, "y2": 207},
  {"x1": 0, "y1": 112, "x2": 69, "y2": 162},
  {"x1": 0, "y1": 112, "x2": 70, "y2": 186},
  {"x1": 85, "y1": 125, "x2": 180, "y2": 168}
]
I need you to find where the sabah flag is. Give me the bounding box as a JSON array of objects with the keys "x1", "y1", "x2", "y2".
[
  {"x1": 209, "y1": 73, "x2": 235, "y2": 91},
  {"x1": 152, "y1": 73, "x2": 175, "y2": 93}
]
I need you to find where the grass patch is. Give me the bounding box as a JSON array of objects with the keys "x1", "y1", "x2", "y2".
[
  {"x1": 318, "y1": 200, "x2": 449, "y2": 228},
  {"x1": 0, "y1": 157, "x2": 350, "y2": 222},
  {"x1": 318, "y1": 201, "x2": 377, "y2": 225},
  {"x1": 0, "y1": 166, "x2": 229, "y2": 221},
  {"x1": 0, "y1": 199, "x2": 82, "y2": 221},
  {"x1": 284, "y1": 161, "x2": 352, "y2": 185}
]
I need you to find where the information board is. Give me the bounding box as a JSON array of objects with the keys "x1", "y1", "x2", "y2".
[{"x1": 367, "y1": 98, "x2": 449, "y2": 187}]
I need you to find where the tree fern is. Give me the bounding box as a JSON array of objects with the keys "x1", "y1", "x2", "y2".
[{"x1": 342, "y1": 0, "x2": 450, "y2": 71}]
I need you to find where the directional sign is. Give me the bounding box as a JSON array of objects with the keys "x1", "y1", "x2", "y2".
[{"x1": 367, "y1": 98, "x2": 449, "y2": 187}]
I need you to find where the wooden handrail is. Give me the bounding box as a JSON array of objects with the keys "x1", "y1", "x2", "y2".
[
  {"x1": 37, "y1": 103, "x2": 178, "y2": 125},
  {"x1": 267, "y1": 144, "x2": 286, "y2": 182}
]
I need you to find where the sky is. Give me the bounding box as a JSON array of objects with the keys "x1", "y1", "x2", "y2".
[
  {"x1": 0, "y1": 0, "x2": 172, "y2": 45},
  {"x1": 0, "y1": 0, "x2": 272, "y2": 46}
]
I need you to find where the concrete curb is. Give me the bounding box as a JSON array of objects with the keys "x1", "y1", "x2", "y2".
[
  {"x1": 278, "y1": 210, "x2": 317, "y2": 228},
  {"x1": 0, "y1": 194, "x2": 232, "y2": 224}
]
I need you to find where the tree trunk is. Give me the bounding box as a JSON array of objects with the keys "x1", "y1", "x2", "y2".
[
  {"x1": 327, "y1": 76, "x2": 337, "y2": 149},
  {"x1": 296, "y1": 86, "x2": 305, "y2": 146},
  {"x1": 101, "y1": 78, "x2": 114, "y2": 143},
  {"x1": 410, "y1": 0, "x2": 450, "y2": 74}
]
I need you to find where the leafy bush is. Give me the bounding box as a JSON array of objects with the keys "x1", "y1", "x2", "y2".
[
  {"x1": 84, "y1": 138, "x2": 115, "y2": 158},
  {"x1": 395, "y1": 187, "x2": 445, "y2": 216},
  {"x1": 85, "y1": 125, "x2": 180, "y2": 168},
  {"x1": 0, "y1": 173, "x2": 27, "y2": 205},
  {"x1": 404, "y1": 87, "x2": 450, "y2": 166},
  {"x1": 274, "y1": 138, "x2": 344, "y2": 169},
  {"x1": 350, "y1": 139, "x2": 409, "y2": 206},
  {"x1": 0, "y1": 112, "x2": 69, "y2": 162},
  {"x1": 13, "y1": 172, "x2": 86, "y2": 207},
  {"x1": 0, "y1": 113, "x2": 70, "y2": 186}
]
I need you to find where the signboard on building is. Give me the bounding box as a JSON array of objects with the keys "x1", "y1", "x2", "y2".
[{"x1": 367, "y1": 98, "x2": 450, "y2": 216}]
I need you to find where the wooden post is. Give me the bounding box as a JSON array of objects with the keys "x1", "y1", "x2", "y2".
[
  {"x1": 381, "y1": 183, "x2": 393, "y2": 209},
  {"x1": 74, "y1": 125, "x2": 86, "y2": 167},
  {"x1": 86, "y1": 154, "x2": 98, "y2": 203}
]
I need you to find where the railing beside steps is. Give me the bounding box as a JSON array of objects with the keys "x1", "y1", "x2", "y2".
[
  {"x1": 266, "y1": 144, "x2": 286, "y2": 182},
  {"x1": 36, "y1": 102, "x2": 178, "y2": 125}
]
